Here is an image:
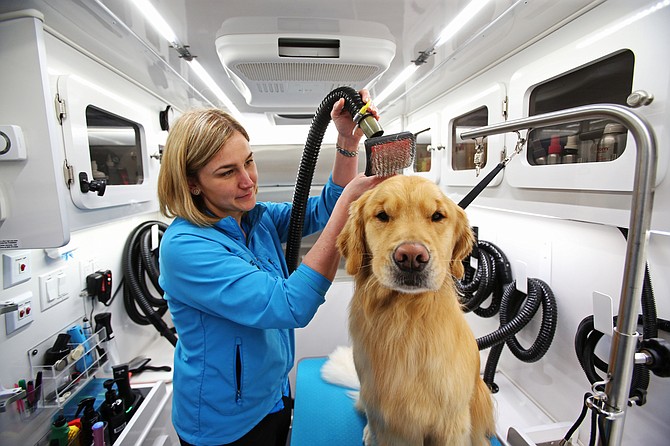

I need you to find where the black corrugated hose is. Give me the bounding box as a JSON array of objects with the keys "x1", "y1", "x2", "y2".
[
  {"x1": 285, "y1": 86, "x2": 368, "y2": 273},
  {"x1": 565, "y1": 227, "x2": 670, "y2": 444},
  {"x1": 457, "y1": 238, "x2": 513, "y2": 317},
  {"x1": 122, "y1": 220, "x2": 178, "y2": 346},
  {"x1": 456, "y1": 235, "x2": 557, "y2": 392},
  {"x1": 476, "y1": 278, "x2": 558, "y2": 392},
  {"x1": 574, "y1": 227, "x2": 670, "y2": 406}
]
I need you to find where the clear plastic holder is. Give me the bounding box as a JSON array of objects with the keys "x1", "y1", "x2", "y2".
[{"x1": 27, "y1": 326, "x2": 107, "y2": 410}]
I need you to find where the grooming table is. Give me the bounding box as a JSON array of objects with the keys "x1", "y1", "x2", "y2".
[{"x1": 290, "y1": 357, "x2": 503, "y2": 446}]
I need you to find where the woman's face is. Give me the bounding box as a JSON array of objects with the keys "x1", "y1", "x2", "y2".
[{"x1": 190, "y1": 131, "x2": 258, "y2": 223}]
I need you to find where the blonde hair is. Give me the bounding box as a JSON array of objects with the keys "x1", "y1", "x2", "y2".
[{"x1": 157, "y1": 108, "x2": 249, "y2": 226}]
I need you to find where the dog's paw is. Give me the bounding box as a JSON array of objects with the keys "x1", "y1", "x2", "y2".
[{"x1": 362, "y1": 424, "x2": 374, "y2": 446}]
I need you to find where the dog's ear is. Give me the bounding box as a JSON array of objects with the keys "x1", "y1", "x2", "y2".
[
  {"x1": 336, "y1": 197, "x2": 368, "y2": 275},
  {"x1": 450, "y1": 205, "x2": 475, "y2": 279}
]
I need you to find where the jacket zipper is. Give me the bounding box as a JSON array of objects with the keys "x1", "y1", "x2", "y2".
[{"x1": 235, "y1": 337, "x2": 243, "y2": 405}]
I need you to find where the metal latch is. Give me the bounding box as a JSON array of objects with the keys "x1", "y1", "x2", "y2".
[
  {"x1": 63, "y1": 160, "x2": 75, "y2": 189},
  {"x1": 55, "y1": 93, "x2": 67, "y2": 124}
]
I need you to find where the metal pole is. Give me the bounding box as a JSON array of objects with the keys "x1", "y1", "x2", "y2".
[{"x1": 461, "y1": 104, "x2": 657, "y2": 446}]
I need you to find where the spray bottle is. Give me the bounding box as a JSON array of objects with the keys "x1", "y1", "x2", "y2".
[
  {"x1": 94, "y1": 312, "x2": 121, "y2": 373},
  {"x1": 75, "y1": 397, "x2": 100, "y2": 446}
]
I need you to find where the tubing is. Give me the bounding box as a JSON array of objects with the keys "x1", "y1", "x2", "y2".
[
  {"x1": 477, "y1": 278, "x2": 558, "y2": 391},
  {"x1": 122, "y1": 220, "x2": 177, "y2": 346},
  {"x1": 457, "y1": 240, "x2": 512, "y2": 317},
  {"x1": 285, "y1": 86, "x2": 370, "y2": 273}
]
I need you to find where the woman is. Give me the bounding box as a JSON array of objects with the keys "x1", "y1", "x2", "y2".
[{"x1": 157, "y1": 91, "x2": 383, "y2": 446}]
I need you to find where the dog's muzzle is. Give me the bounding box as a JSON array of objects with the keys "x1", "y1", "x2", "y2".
[{"x1": 391, "y1": 243, "x2": 433, "y2": 291}]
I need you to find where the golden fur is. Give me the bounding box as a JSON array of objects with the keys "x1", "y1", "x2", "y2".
[{"x1": 337, "y1": 175, "x2": 496, "y2": 446}]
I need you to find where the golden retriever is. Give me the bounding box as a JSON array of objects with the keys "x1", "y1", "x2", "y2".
[{"x1": 336, "y1": 175, "x2": 496, "y2": 446}]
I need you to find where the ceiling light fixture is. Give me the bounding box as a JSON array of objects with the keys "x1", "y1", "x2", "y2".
[
  {"x1": 188, "y1": 59, "x2": 242, "y2": 118},
  {"x1": 129, "y1": 0, "x2": 239, "y2": 116},
  {"x1": 375, "y1": 0, "x2": 492, "y2": 106}
]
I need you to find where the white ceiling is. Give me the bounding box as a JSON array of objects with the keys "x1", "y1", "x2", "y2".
[{"x1": 2, "y1": 0, "x2": 604, "y2": 124}]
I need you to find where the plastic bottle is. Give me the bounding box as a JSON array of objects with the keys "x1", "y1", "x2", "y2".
[
  {"x1": 562, "y1": 135, "x2": 580, "y2": 163},
  {"x1": 597, "y1": 123, "x2": 627, "y2": 162},
  {"x1": 75, "y1": 397, "x2": 101, "y2": 446},
  {"x1": 529, "y1": 139, "x2": 547, "y2": 165},
  {"x1": 94, "y1": 312, "x2": 121, "y2": 373},
  {"x1": 99, "y1": 379, "x2": 127, "y2": 443},
  {"x1": 48, "y1": 414, "x2": 70, "y2": 446},
  {"x1": 546, "y1": 135, "x2": 563, "y2": 164}
]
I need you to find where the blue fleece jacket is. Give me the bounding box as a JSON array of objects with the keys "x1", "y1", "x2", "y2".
[{"x1": 158, "y1": 178, "x2": 343, "y2": 445}]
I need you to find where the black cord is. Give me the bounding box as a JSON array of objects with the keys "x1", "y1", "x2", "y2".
[
  {"x1": 561, "y1": 393, "x2": 592, "y2": 445},
  {"x1": 102, "y1": 277, "x2": 125, "y2": 307}
]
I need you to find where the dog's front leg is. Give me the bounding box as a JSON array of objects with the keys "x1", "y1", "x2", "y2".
[{"x1": 362, "y1": 422, "x2": 376, "y2": 446}]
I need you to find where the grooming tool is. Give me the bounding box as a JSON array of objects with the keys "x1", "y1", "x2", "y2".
[
  {"x1": 349, "y1": 98, "x2": 416, "y2": 177},
  {"x1": 364, "y1": 131, "x2": 416, "y2": 177},
  {"x1": 67, "y1": 324, "x2": 94, "y2": 373},
  {"x1": 45, "y1": 333, "x2": 72, "y2": 369},
  {"x1": 128, "y1": 355, "x2": 172, "y2": 374}
]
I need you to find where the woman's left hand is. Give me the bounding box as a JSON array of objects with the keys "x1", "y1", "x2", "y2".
[{"x1": 331, "y1": 89, "x2": 379, "y2": 147}]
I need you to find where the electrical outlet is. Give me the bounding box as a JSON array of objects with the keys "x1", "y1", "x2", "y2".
[
  {"x1": 39, "y1": 268, "x2": 70, "y2": 311},
  {"x1": 2, "y1": 252, "x2": 31, "y2": 289},
  {"x1": 79, "y1": 258, "x2": 96, "y2": 291},
  {"x1": 5, "y1": 291, "x2": 34, "y2": 334}
]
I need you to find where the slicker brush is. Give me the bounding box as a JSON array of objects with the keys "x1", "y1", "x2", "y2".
[
  {"x1": 364, "y1": 131, "x2": 416, "y2": 176},
  {"x1": 351, "y1": 100, "x2": 416, "y2": 177}
]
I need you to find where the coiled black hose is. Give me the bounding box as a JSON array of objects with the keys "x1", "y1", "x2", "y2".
[
  {"x1": 122, "y1": 220, "x2": 177, "y2": 346},
  {"x1": 477, "y1": 278, "x2": 558, "y2": 392},
  {"x1": 457, "y1": 240, "x2": 513, "y2": 317},
  {"x1": 285, "y1": 86, "x2": 368, "y2": 273},
  {"x1": 573, "y1": 228, "x2": 670, "y2": 406}
]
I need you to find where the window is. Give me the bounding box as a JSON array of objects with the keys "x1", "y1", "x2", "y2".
[
  {"x1": 527, "y1": 50, "x2": 634, "y2": 165},
  {"x1": 86, "y1": 106, "x2": 144, "y2": 185},
  {"x1": 452, "y1": 106, "x2": 488, "y2": 171}
]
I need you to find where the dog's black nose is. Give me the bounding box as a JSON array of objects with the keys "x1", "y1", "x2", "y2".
[{"x1": 393, "y1": 243, "x2": 430, "y2": 272}]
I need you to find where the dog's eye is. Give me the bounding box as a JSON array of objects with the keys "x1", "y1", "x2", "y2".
[
  {"x1": 376, "y1": 211, "x2": 390, "y2": 222},
  {"x1": 431, "y1": 211, "x2": 445, "y2": 222}
]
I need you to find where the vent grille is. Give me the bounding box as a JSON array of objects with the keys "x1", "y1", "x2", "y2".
[{"x1": 235, "y1": 62, "x2": 380, "y2": 82}]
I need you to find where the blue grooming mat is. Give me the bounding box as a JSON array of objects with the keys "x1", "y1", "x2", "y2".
[
  {"x1": 291, "y1": 357, "x2": 366, "y2": 445},
  {"x1": 290, "y1": 357, "x2": 503, "y2": 446}
]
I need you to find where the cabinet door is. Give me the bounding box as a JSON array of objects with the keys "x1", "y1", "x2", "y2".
[
  {"x1": 57, "y1": 75, "x2": 155, "y2": 210},
  {"x1": 441, "y1": 82, "x2": 507, "y2": 187}
]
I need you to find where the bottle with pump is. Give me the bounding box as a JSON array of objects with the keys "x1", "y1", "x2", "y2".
[
  {"x1": 94, "y1": 312, "x2": 121, "y2": 373},
  {"x1": 562, "y1": 135, "x2": 580, "y2": 163},
  {"x1": 75, "y1": 397, "x2": 101, "y2": 446},
  {"x1": 100, "y1": 378, "x2": 127, "y2": 443},
  {"x1": 48, "y1": 413, "x2": 70, "y2": 446}
]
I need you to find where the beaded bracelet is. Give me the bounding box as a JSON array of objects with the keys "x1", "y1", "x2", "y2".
[{"x1": 336, "y1": 144, "x2": 359, "y2": 157}]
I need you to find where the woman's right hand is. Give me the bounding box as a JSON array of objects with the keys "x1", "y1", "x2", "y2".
[{"x1": 339, "y1": 173, "x2": 386, "y2": 206}]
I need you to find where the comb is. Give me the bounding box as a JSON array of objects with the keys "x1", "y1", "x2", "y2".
[{"x1": 364, "y1": 131, "x2": 416, "y2": 176}]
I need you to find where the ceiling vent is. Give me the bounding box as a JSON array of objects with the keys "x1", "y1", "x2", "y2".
[
  {"x1": 215, "y1": 17, "x2": 396, "y2": 109},
  {"x1": 267, "y1": 113, "x2": 315, "y2": 126}
]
